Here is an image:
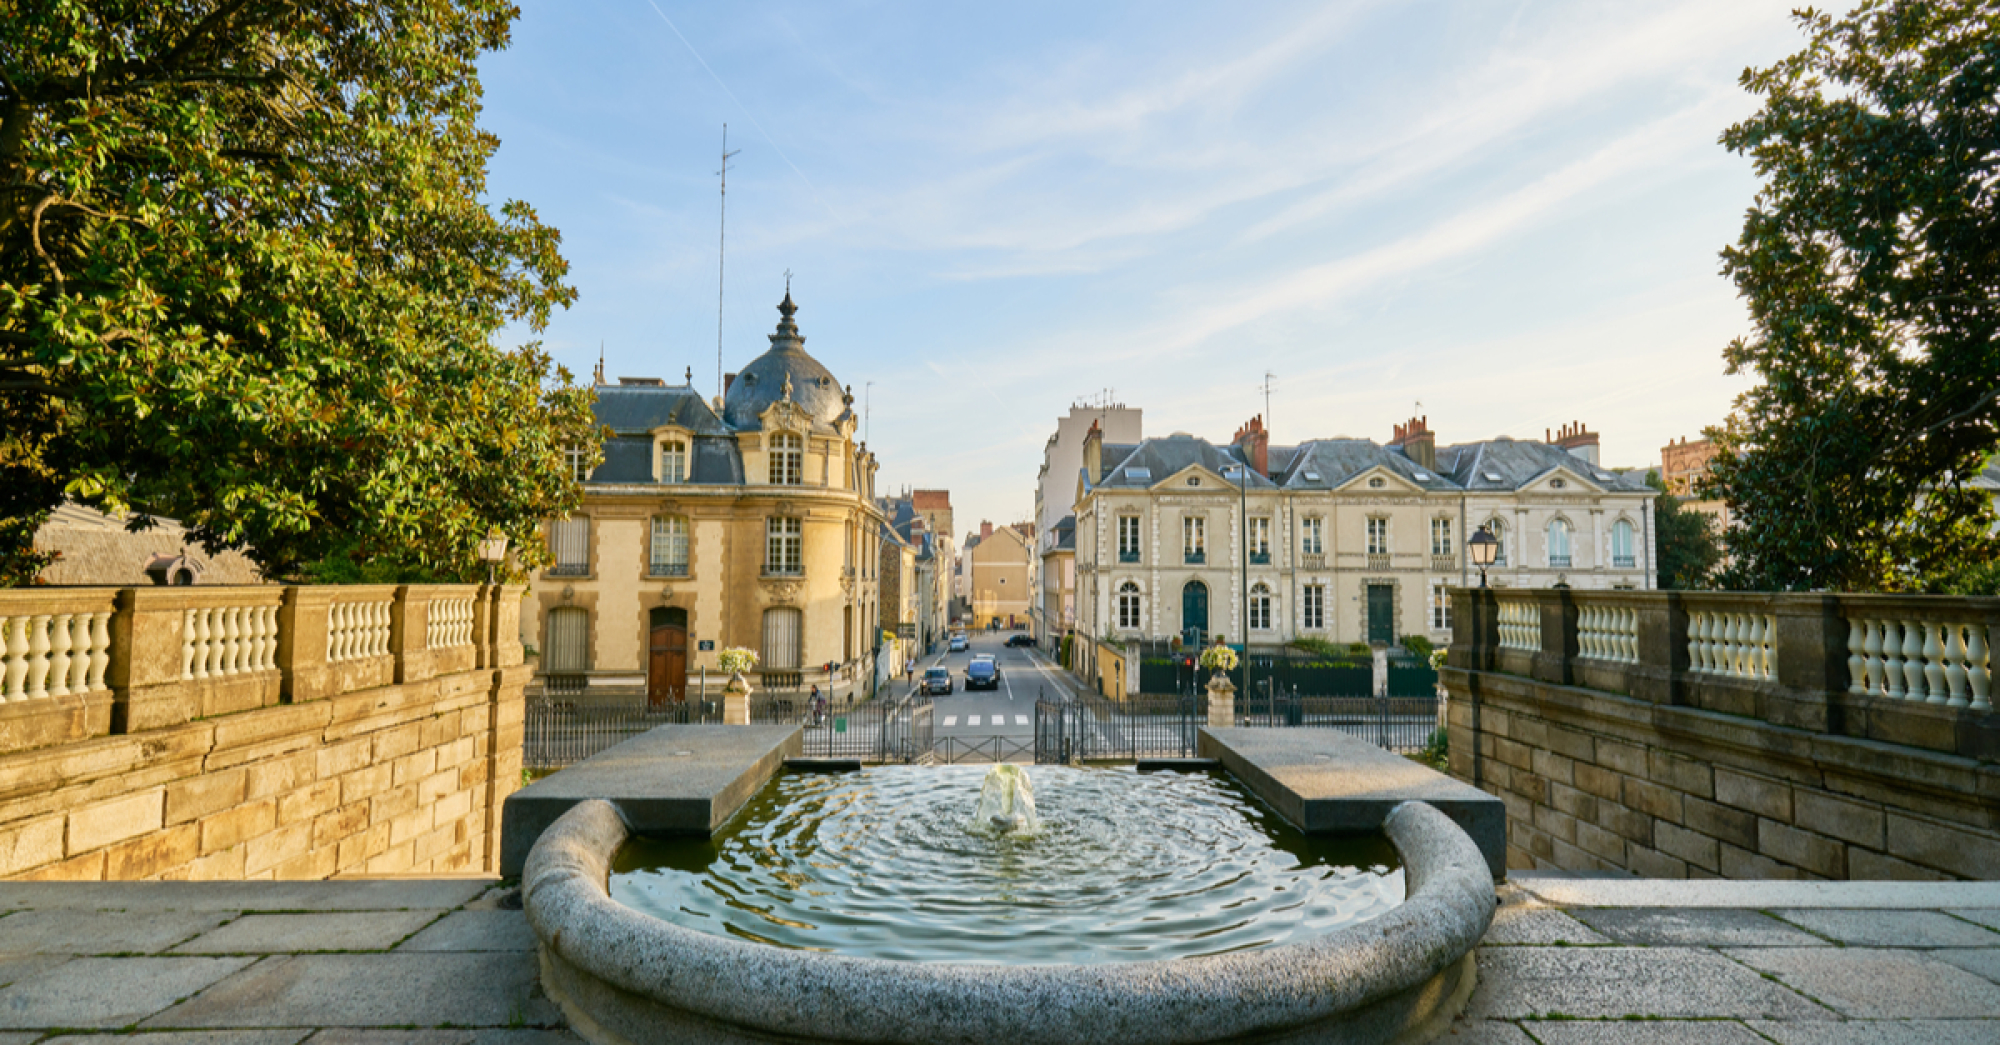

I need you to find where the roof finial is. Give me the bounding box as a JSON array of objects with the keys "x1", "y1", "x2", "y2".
[
  {"x1": 685, "y1": 365, "x2": 693, "y2": 386},
  {"x1": 781, "y1": 373, "x2": 794, "y2": 401},
  {"x1": 594, "y1": 341, "x2": 605, "y2": 385}
]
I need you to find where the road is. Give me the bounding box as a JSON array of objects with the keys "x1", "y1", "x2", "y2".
[{"x1": 888, "y1": 631, "x2": 1079, "y2": 760}]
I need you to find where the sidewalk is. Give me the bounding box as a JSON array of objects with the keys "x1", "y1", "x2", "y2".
[{"x1": 2, "y1": 877, "x2": 1996, "y2": 1042}]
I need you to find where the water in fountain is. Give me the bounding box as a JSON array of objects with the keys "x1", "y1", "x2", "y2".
[{"x1": 969, "y1": 763, "x2": 1040, "y2": 836}]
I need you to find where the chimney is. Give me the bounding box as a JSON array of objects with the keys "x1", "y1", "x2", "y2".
[
  {"x1": 1390, "y1": 415, "x2": 1435, "y2": 470},
  {"x1": 1231, "y1": 415, "x2": 1270, "y2": 477},
  {"x1": 1551, "y1": 420, "x2": 1601, "y2": 466},
  {"x1": 981, "y1": 521, "x2": 994, "y2": 539},
  {"x1": 1082, "y1": 420, "x2": 1104, "y2": 483},
  {"x1": 723, "y1": 372, "x2": 738, "y2": 395}
]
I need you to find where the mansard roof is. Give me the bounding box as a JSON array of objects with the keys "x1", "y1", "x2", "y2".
[
  {"x1": 1274, "y1": 439, "x2": 1456, "y2": 491},
  {"x1": 591, "y1": 382, "x2": 732, "y2": 436},
  {"x1": 1096, "y1": 433, "x2": 1276, "y2": 489},
  {"x1": 1435, "y1": 437, "x2": 1651, "y2": 493}
]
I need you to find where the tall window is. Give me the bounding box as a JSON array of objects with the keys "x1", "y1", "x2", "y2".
[
  {"x1": 1486, "y1": 518, "x2": 1508, "y2": 566},
  {"x1": 1117, "y1": 581, "x2": 1141, "y2": 630},
  {"x1": 1612, "y1": 519, "x2": 1636, "y2": 567},
  {"x1": 1547, "y1": 518, "x2": 1572, "y2": 568},
  {"x1": 769, "y1": 432, "x2": 803, "y2": 485},
  {"x1": 1118, "y1": 515, "x2": 1141, "y2": 561},
  {"x1": 1430, "y1": 518, "x2": 1453, "y2": 557},
  {"x1": 566, "y1": 446, "x2": 591, "y2": 483},
  {"x1": 1183, "y1": 516, "x2": 1205, "y2": 563},
  {"x1": 650, "y1": 516, "x2": 689, "y2": 576},
  {"x1": 1366, "y1": 517, "x2": 1389, "y2": 556},
  {"x1": 1249, "y1": 517, "x2": 1271, "y2": 563},
  {"x1": 1302, "y1": 583, "x2": 1325, "y2": 630},
  {"x1": 544, "y1": 607, "x2": 588, "y2": 673},
  {"x1": 1301, "y1": 517, "x2": 1324, "y2": 555},
  {"x1": 658, "y1": 439, "x2": 687, "y2": 483},
  {"x1": 761, "y1": 607, "x2": 802, "y2": 670},
  {"x1": 550, "y1": 517, "x2": 589, "y2": 576},
  {"x1": 1431, "y1": 583, "x2": 1453, "y2": 630},
  {"x1": 1249, "y1": 582, "x2": 1272, "y2": 631},
  {"x1": 766, "y1": 517, "x2": 803, "y2": 575}
]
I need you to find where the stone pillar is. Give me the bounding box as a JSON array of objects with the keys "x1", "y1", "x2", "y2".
[
  {"x1": 1372, "y1": 646, "x2": 1389, "y2": 697},
  {"x1": 1206, "y1": 671, "x2": 1234, "y2": 729},
  {"x1": 723, "y1": 672, "x2": 752, "y2": 726}
]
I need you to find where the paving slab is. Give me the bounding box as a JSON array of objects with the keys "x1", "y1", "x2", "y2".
[
  {"x1": 1424, "y1": 1017, "x2": 1536, "y2": 1043},
  {"x1": 1516, "y1": 1021, "x2": 1768, "y2": 1044},
  {"x1": 459, "y1": 887, "x2": 520, "y2": 912},
  {"x1": 1515, "y1": 877, "x2": 2000, "y2": 910},
  {"x1": 1200, "y1": 727, "x2": 1506, "y2": 877},
  {"x1": 143, "y1": 952, "x2": 560, "y2": 1029},
  {"x1": 0, "y1": 1033, "x2": 40, "y2": 1045},
  {"x1": 303, "y1": 1032, "x2": 475, "y2": 1045},
  {"x1": 0, "y1": 881, "x2": 489, "y2": 912},
  {"x1": 0, "y1": 956, "x2": 254, "y2": 1029},
  {"x1": 1479, "y1": 905, "x2": 1610, "y2": 946},
  {"x1": 1773, "y1": 909, "x2": 2000, "y2": 948},
  {"x1": 1931, "y1": 947, "x2": 2000, "y2": 984},
  {"x1": 500, "y1": 725, "x2": 799, "y2": 877},
  {"x1": 1949, "y1": 909, "x2": 2000, "y2": 932},
  {"x1": 396, "y1": 911, "x2": 536, "y2": 952},
  {"x1": 0, "y1": 909, "x2": 233, "y2": 955},
  {"x1": 1464, "y1": 946, "x2": 1831, "y2": 1020},
  {"x1": 1572, "y1": 908, "x2": 1828, "y2": 948},
  {"x1": 1727, "y1": 947, "x2": 2000, "y2": 1019},
  {"x1": 466, "y1": 1032, "x2": 587, "y2": 1045},
  {"x1": 42, "y1": 1032, "x2": 311, "y2": 1045},
  {"x1": 1745, "y1": 1019, "x2": 2000, "y2": 1044},
  {"x1": 0, "y1": 956, "x2": 67, "y2": 989},
  {"x1": 173, "y1": 912, "x2": 443, "y2": 954}
]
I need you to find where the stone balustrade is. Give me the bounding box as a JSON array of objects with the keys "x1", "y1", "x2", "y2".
[
  {"x1": 1577, "y1": 603, "x2": 1638, "y2": 665},
  {"x1": 1496, "y1": 598, "x2": 1538, "y2": 652},
  {"x1": 1, "y1": 591, "x2": 117, "y2": 705}
]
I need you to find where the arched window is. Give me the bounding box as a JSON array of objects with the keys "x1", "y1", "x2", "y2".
[
  {"x1": 1249, "y1": 581, "x2": 1273, "y2": 632},
  {"x1": 1611, "y1": 519, "x2": 1636, "y2": 567},
  {"x1": 1485, "y1": 518, "x2": 1507, "y2": 566},
  {"x1": 1117, "y1": 582, "x2": 1142, "y2": 630},
  {"x1": 650, "y1": 516, "x2": 689, "y2": 576},
  {"x1": 769, "y1": 432, "x2": 802, "y2": 485},
  {"x1": 1547, "y1": 518, "x2": 1572, "y2": 568},
  {"x1": 658, "y1": 439, "x2": 687, "y2": 483},
  {"x1": 762, "y1": 607, "x2": 802, "y2": 670}
]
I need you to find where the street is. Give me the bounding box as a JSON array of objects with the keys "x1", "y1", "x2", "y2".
[{"x1": 892, "y1": 631, "x2": 1078, "y2": 758}]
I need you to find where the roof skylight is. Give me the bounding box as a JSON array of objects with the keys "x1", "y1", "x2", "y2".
[
  {"x1": 1482, "y1": 471, "x2": 1503, "y2": 482},
  {"x1": 1126, "y1": 467, "x2": 1152, "y2": 480},
  {"x1": 1413, "y1": 471, "x2": 1432, "y2": 481},
  {"x1": 1303, "y1": 471, "x2": 1321, "y2": 482}
]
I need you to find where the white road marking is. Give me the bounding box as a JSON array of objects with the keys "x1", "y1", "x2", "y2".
[
  {"x1": 943, "y1": 716, "x2": 958, "y2": 727},
  {"x1": 968, "y1": 715, "x2": 981, "y2": 727},
  {"x1": 1015, "y1": 715, "x2": 1028, "y2": 726}
]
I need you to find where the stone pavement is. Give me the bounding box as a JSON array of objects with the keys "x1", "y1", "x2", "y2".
[{"x1": 2, "y1": 876, "x2": 1998, "y2": 1043}]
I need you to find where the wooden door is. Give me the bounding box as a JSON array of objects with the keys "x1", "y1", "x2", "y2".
[
  {"x1": 648, "y1": 624, "x2": 687, "y2": 708},
  {"x1": 1366, "y1": 584, "x2": 1393, "y2": 646}
]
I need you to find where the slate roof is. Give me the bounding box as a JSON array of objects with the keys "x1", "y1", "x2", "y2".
[
  {"x1": 1089, "y1": 431, "x2": 1653, "y2": 496},
  {"x1": 1274, "y1": 439, "x2": 1457, "y2": 492},
  {"x1": 1096, "y1": 433, "x2": 1277, "y2": 489},
  {"x1": 591, "y1": 383, "x2": 731, "y2": 436},
  {"x1": 720, "y1": 293, "x2": 851, "y2": 430},
  {"x1": 1435, "y1": 438, "x2": 1651, "y2": 493}
]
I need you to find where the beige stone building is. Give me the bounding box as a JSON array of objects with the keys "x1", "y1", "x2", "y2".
[
  {"x1": 881, "y1": 491, "x2": 953, "y2": 657},
  {"x1": 524, "y1": 292, "x2": 884, "y2": 701},
  {"x1": 1073, "y1": 414, "x2": 1655, "y2": 684},
  {"x1": 964, "y1": 521, "x2": 1032, "y2": 629},
  {"x1": 1661, "y1": 434, "x2": 1732, "y2": 533},
  {"x1": 32, "y1": 503, "x2": 266, "y2": 586}
]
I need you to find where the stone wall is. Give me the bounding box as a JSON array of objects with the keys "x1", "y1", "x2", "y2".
[
  {"x1": 0, "y1": 584, "x2": 528, "y2": 880},
  {"x1": 1445, "y1": 589, "x2": 1998, "y2": 880}
]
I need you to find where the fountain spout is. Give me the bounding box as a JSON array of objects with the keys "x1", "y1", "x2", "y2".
[{"x1": 971, "y1": 764, "x2": 1040, "y2": 836}]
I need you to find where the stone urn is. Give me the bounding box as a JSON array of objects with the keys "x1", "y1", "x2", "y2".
[
  {"x1": 722, "y1": 672, "x2": 753, "y2": 726},
  {"x1": 1206, "y1": 670, "x2": 1236, "y2": 729}
]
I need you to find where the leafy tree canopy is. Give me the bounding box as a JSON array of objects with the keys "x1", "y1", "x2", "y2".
[
  {"x1": 0, "y1": 0, "x2": 599, "y2": 585},
  {"x1": 1707, "y1": 0, "x2": 2000, "y2": 592},
  {"x1": 1645, "y1": 470, "x2": 1723, "y2": 590}
]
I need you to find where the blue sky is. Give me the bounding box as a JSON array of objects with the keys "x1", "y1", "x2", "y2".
[{"x1": 479, "y1": 0, "x2": 1839, "y2": 537}]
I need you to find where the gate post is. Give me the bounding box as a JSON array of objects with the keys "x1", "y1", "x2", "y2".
[{"x1": 1206, "y1": 672, "x2": 1236, "y2": 729}]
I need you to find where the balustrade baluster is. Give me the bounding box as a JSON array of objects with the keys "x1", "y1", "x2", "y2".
[
  {"x1": 1942, "y1": 625, "x2": 1968, "y2": 708},
  {"x1": 2, "y1": 617, "x2": 24, "y2": 700},
  {"x1": 68, "y1": 614, "x2": 91, "y2": 693},
  {"x1": 1901, "y1": 619, "x2": 1925, "y2": 700},
  {"x1": 25, "y1": 614, "x2": 51, "y2": 699},
  {"x1": 1920, "y1": 622, "x2": 1945, "y2": 704},
  {"x1": 1967, "y1": 628, "x2": 1991, "y2": 711},
  {"x1": 88, "y1": 611, "x2": 110, "y2": 691},
  {"x1": 1881, "y1": 621, "x2": 1904, "y2": 698},
  {"x1": 1848, "y1": 619, "x2": 1868, "y2": 692},
  {"x1": 46, "y1": 612, "x2": 72, "y2": 697}
]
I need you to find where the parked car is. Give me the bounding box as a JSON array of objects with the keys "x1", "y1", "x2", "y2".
[
  {"x1": 948, "y1": 634, "x2": 969, "y2": 653},
  {"x1": 966, "y1": 656, "x2": 1001, "y2": 690},
  {"x1": 1005, "y1": 634, "x2": 1036, "y2": 648},
  {"x1": 923, "y1": 667, "x2": 953, "y2": 696}
]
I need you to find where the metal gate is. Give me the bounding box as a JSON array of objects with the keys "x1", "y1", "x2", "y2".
[{"x1": 1034, "y1": 693, "x2": 1200, "y2": 763}]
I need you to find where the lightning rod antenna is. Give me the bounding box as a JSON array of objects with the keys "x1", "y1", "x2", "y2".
[
  {"x1": 1261, "y1": 371, "x2": 1277, "y2": 435},
  {"x1": 716, "y1": 125, "x2": 742, "y2": 401}
]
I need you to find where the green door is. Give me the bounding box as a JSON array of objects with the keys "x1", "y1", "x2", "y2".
[
  {"x1": 1181, "y1": 581, "x2": 1209, "y2": 646},
  {"x1": 1366, "y1": 584, "x2": 1393, "y2": 645}
]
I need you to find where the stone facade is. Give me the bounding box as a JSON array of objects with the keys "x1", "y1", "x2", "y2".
[
  {"x1": 0, "y1": 584, "x2": 528, "y2": 880},
  {"x1": 965, "y1": 522, "x2": 1032, "y2": 629},
  {"x1": 1445, "y1": 587, "x2": 1999, "y2": 880}
]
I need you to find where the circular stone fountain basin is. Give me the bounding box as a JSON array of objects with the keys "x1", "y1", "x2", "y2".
[
  {"x1": 524, "y1": 774, "x2": 1496, "y2": 1045},
  {"x1": 612, "y1": 765, "x2": 1404, "y2": 964}
]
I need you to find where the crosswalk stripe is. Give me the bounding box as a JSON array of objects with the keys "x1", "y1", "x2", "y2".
[{"x1": 943, "y1": 716, "x2": 957, "y2": 727}]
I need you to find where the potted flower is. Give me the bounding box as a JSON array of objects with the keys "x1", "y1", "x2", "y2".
[
  {"x1": 1198, "y1": 642, "x2": 1238, "y2": 674},
  {"x1": 717, "y1": 647, "x2": 759, "y2": 725},
  {"x1": 717, "y1": 646, "x2": 759, "y2": 679}
]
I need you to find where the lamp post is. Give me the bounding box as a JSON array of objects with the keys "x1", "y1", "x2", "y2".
[
  {"x1": 477, "y1": 529, "x2": 510, "y2": 585},
  {"x1": 1467, "y1": 525, "x2": 1497, "y2": 588},
  {"x1": 1225, "y1": 464, "x2": 1251, "y2": 704}
]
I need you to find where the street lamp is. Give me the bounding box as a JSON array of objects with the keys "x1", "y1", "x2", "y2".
[
  {"x1": 1225, "y1": 464, "x2": 1251, "y2": 704},
  {"x1": 477, "y1": 528, "x2": 510, "y2": 585},
  {"x1": 1467, "y1": 525, "x2": 1498, "y2": 588}
]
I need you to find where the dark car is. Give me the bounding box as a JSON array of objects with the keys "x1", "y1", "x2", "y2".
[
  {"x1": 923, "y1": 667, "x2": 953, "y2": 696},
  {"x1": 1005, "y1": 634, "x2": 1036, "y2": 648},
  {"x1": 965, "y1": 657, "x2": 1001, "y2": 690}
]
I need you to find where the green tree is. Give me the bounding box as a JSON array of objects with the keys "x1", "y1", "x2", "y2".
[
  {"x1": 0, "y1": 1, "x2": 598, "y2": 585},
  {"x1": 1707, "y1": 0, "x2": 2000, "y2": 592},
  {"x1": 1646, "y1": 471, "x2": 1723, "y2": 590}
]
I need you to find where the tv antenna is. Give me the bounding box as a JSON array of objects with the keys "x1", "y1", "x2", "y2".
[
  {"x1": 715, "y1": 125, "x2": 741, "y2": 400},
  {"x1": 1260, "y1": 371, "x2": 1277, "y2": 433}
]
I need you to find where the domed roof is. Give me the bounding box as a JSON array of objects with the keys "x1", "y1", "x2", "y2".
[{"x1": 721, "y1": 291, "x2": 850, "y2": 430}]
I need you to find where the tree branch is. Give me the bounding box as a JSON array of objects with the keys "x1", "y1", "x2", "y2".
[{"x1": 149, "y1": 0, "x2": 264, "y2": 78}]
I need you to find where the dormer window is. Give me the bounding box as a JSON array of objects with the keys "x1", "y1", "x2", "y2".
[
  {"x1": 770, "y1": 432, "x2": 803, "y2": 485},
  {"x1": 1550, "y1": 478, "x2": 1567, "y2": 489},
  {"x1": 659, "y1": 439, "x2": 687, "y2": 483},
  {"x1": 1368, "y1": 477, "x2": 1385, "y2": 489}
]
